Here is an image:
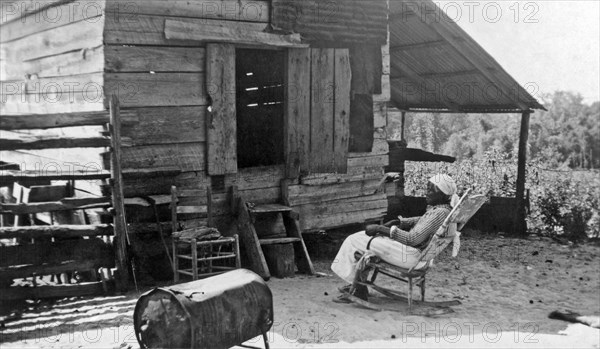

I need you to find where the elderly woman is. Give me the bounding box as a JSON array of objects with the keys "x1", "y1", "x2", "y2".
[{"x1": 331, "y1": 174, "x2": 459, "y2": 301}]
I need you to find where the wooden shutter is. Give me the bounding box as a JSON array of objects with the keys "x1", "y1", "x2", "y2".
[
  {"x1": 285, "y1": 48, "x2": 311, "y2": 178},
  {"x1": 309, "y1": 48, "x2": 336, "y2": 173},
  {"x1": 333, "y1": 49, "x2": 351, "y2": 173},
  {"x1": 206, "y1": 43, "x2": 237, "y2": 175},
  {"x1": 285, "y1": 48, "x2": 351, "y2": 177},
  {"x1": 348, "y1": 45, "x2": 381, "y2": 153}
]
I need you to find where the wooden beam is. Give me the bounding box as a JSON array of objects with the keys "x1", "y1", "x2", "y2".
[
  {"x1": 0, "y1": 167, "x2": 181, "y2": 187},
  {"x1": 392, "y1": 69, "x2": 480, "y2": 81},
  {"x1": 0, "y1": 197, "x2": 111, "y2": 215},
  {"x1": 0, "y1": 136, "x2": 116, "y2": 151},
  {"x1": 400, "y1": 111, "x2": 407, "y2": 141},
  {"x1": 390, "y1": 40, "x2": 446, "y2": 52},
  {"x1": 164, "y1": 19, "x2": 308, "y2": 48},
  {"x1": 236, "y1": 198, "x2": 270, "y2": 280},
  {"x1": 514, "y1": 111, "x2": 531, "y2": 236},
  {"x1": 0, "y1": 224, "x2": 114, "y2": 239},
  {"x1": 105, "y1": 0, "x2": 270, "y2": 23},
  {"x1": 0, "y1": 169, "x2": 111, "y2": 182},
  {"x1": 0, "y1": 111, "x2": 111, "y2": 130},
  {"x1": 109, "y1": 95, "x2": 130, "y2": 290}
]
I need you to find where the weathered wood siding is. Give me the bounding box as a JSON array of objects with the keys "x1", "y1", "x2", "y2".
[
  {"x1": 0, "y1": 0, "x2": 106, "y2": 115},
  {"x1": 2, "y1": 0, "x2": 390, "y2": 232},
  {"x1": 101, "y1": 0, "x2": 390, "y2": 232},
  {"x1": 0, "y1": 0, "x2": 108, "y2": 192}
]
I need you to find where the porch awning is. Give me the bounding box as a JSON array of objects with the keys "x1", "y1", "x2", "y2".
[{"x1": 389, "y1": 0, "x2": 545, "y2": 113}]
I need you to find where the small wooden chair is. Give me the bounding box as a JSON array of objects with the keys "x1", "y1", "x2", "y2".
[
  {"x1": 170, "y1": 186, "x2": 241, "y2": 282},
  {"x1": 358, "y1": 190, "x2": 487, "y2": 312}
]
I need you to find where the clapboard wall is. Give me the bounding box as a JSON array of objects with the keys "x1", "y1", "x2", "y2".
[{"x1": 2, "y1": 0, "x2": 391, "y2": 232}]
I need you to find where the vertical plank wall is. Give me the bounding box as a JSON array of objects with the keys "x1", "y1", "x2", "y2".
[{"x1": 102, "y1": 0, "x2": 390, "y2": 232}]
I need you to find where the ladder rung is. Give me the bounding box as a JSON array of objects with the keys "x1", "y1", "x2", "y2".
[
  {"x1": 259, "y1": 237, "x2": 301, "y2": 245},
  {"x1": 198, "y1": 254, "x2": 237, "y2": 262},
  {"x1": 176, "y1": 254, "x2": 236, "y2": 262}
]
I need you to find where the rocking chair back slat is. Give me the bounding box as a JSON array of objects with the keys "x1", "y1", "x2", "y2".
[{"x1": 409, "y1": 190, "x2": 487, "y2": 272}]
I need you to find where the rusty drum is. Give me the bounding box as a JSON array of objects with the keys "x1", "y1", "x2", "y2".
[{"x1": 133, "y1": 269, "x2": 273, "y2": 349}]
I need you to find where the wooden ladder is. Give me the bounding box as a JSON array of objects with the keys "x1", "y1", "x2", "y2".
[{"x1": 236, "y1": 183, "x2": 314, "y2": 280}]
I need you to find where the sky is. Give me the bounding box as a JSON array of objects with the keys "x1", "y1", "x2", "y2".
[{"x1": 437, "y1": 0, "x2": 600, "y2": 104}]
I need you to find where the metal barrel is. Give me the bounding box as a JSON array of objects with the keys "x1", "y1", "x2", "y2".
[{"x1": 133, "y1": 269, "x2": 273, "y2": 349}]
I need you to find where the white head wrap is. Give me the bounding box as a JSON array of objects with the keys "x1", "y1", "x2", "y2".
[{"x1": 429, "y1": 174, "x2": 460, "y2": 207}]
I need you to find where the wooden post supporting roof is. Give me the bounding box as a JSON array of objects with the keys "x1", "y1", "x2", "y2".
[{"x1": 514, "y1": 111, "x2": 532, "y2": 236}]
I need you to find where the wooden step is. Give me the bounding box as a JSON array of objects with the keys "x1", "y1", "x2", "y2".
[
  {"x1": 248, "y1": 204, "x2": 292, "y2": 214},
  {"x1": 259, "y1": 237, "x2": 301, "y2": 245},
  {"x1": 0, "y1": 224, "x2": 114, "y2": 239}
]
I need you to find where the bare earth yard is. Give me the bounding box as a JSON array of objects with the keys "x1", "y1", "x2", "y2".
[{"x1": 1, "y1": 232, "x2": 599, "y2": 348}]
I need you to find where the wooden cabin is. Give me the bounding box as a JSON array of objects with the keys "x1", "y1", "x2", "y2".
[
  {"x1": 1, "y1": 0, "x2": 543, "y2": 286},
  {"x1": 0, "y1": 0, "x2": 396, "y2": 233}
]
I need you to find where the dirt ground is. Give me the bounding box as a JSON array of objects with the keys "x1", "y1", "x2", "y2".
[{"x1": 1, "y1": 231, "x2": 599, "y2": 348}]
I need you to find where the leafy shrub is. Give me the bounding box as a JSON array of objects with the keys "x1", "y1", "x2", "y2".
[{"x1": 528, "y1": 170, "x2": 600, "y2": 241}]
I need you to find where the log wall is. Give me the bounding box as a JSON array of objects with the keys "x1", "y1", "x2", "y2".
[{"x1": 0, "y1": 0, "x2": 106, "y2": 114}]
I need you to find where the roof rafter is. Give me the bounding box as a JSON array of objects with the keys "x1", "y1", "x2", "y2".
[{"x1": 390, "y1": 40, "x2": 447, "y2": 52}]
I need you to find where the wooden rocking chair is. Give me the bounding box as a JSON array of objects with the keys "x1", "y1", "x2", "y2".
[{"x1": 348, "y1": 189, "x2": 486, "y2": 313}]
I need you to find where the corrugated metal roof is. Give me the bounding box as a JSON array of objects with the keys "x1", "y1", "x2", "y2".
[
  {"x1": 389, "y1": 0, "x2": 545, "y2": 112},
  {"x1": 271, "y1": 0, "x2": 388, "y2": 44}
]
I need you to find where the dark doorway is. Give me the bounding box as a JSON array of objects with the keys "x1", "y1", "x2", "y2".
[{"x1": 236, "y1": 49, "x2": 285, "y2": 168}]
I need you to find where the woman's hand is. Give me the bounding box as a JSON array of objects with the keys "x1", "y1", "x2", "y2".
[
  {"x1": 365, "y1": 225, "x2": 390, "y2": 237},
  {"x1": 383, "y1": 219, "x2": 400, "y2": 228}
]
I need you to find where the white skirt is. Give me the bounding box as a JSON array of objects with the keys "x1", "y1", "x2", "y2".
[{"x1": 331, "y1": 231, "x2": 426, "y2": 283}]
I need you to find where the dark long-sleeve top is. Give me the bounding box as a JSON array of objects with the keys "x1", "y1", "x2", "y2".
[{"x1": 390, "y1": 204, "x2": 452, "y2": 250}]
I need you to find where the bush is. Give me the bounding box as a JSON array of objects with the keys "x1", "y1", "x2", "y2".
[{"x1": 528, "y1": 170, "x2": 600, "y2": 241}]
